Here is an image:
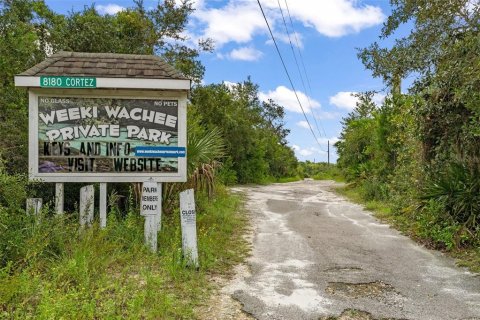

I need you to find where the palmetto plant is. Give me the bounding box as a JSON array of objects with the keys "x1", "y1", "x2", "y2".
[
  {"x1": 421, "y1": 160, "x2": 480, "y2": 239},
  {"x1": 162, "y1": 127, "x2": 225, "y2": 213}
]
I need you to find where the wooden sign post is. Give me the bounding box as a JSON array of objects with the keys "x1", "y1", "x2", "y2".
[
  {"x1": 141, "y1": 180, "x2": 160, "y2": 252},
  {"x1": 26, "y1": 198, "x2": 43, "y2": 217},
  {"x1": 99, "y1": 183, "x2": 107, "y2": 229},
  {"x1": 79, "y1": 185, "x2": 94, "y2": 227},
  {"x1": 179, "y1": 189, "x2": 198, "y2": 267},
  {"x1": 155, "y1": 182, "x2": 162, "y2": 231}
]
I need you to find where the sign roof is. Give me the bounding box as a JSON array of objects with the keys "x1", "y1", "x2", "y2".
[{"x1": 18, "y1": 51, "x2": 188, "y2": 80}]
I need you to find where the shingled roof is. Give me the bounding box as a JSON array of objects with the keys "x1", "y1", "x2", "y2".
[{"x1": 19, "y1": 51, "x2": 188, "y2": 80}]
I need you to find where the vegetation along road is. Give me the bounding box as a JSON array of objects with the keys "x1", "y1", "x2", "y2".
[{"x1": 218, "y1": 180, "x2": 480, "y2": 320}]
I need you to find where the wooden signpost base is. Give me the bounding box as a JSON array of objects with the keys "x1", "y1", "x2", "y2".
[
  {"x1": 55, "y1": 183, "x2": 64, "y2": 215},
  {"x1": 99, "y1": 183, "x2": 107, "y2": 229},
  {"x1": 80, "y1": 185, "x2": 94, "y2": 227}
]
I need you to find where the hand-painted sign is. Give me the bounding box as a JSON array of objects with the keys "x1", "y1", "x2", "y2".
[
  {"x1": 141, "y1": 181, "x2": 159, "y2": 216},
  {"x1": 33, "y1": 96, "x2": 186, "y2": 182},
  {"x1": 40, "y1": 76, "x2": 96, "y2": 88}
]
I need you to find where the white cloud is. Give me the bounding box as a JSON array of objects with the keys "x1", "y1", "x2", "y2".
[
  {"x1": 269, "y1": 31, "x2": 304, "y2": 48},
  {"x1": 259, "y1": 86, "x2": 320, "y2": 113},
  {"x1": 291, "y1": 136, "x2": 340, "y2": 161},
  {"x1": 372, "y1": 93, "x2": 386, "y2": 105},
  {"x1": 228, "y1": 46, "x2": 263, "y2": 61},
  {"x1": 329, "y1": 91, "x2": 386, "y2": 111},
  {"x1": 262, "y1": 0, "x2": 385, "y2": 37},
  {"x1": 314, "y1": 111, "x2": 340, "y2": 120},
  {"x1": 175, "y1": 0, "x2": 204, "y2": 10},
  {"x1": 96, "y1": 4, "x2": 125, "y2": 15},
  {"x1": 329, "y1": 91, "x2": 358, "y2": 110},
  {"x1": 222, "y1": 80, "x2": 238, "y2": 90},
  {"x1": 298, "y1": 148, "x2": 314, "y2": 157},
  {"x1": 193, "y1": 0, "x2": 383, "y2": 48},
  {"x1": 465, "y1": 0, "x2": 478, "y2": 14},
  {"x1": 291, "y1": 145, "x2": 326, "y2": 157},
  {"x1": 296, "y1": 121, "x2": 311, "y2": 129},
  {"x1": 194, "y1": 1, "x2": 267, "y2": 47},
  {"x1": 317, "y1": 136, "x2": 340, "y2": 146}
]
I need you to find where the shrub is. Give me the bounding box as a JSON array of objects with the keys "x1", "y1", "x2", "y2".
[{"x1": 421, "y1": 161, "x2": 480, "y2": 246}]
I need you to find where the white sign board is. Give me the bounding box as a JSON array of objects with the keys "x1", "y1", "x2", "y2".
[
  {"x1": 141, "y1": 181, "x2": 159, "y2": 216},
  {"x1": 179, "y1": 189, "x2": 198, "y2": 267},
  {"x1": 27, "y1": 91, "x2": 187, "y2": 183}
]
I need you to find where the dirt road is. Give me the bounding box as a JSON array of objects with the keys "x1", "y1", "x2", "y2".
[{"x1": 220, "y1": 180, "x2": 480, "y2": 320}]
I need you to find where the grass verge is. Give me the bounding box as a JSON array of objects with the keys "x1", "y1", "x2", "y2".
[
  {"x1": 0, "y1": 187, "x2": 249, "y2": 319},
  {"x1": 258, "y1": 176, "x2": 302, "y2": 185},
  {"x1": 334, "y1": 183, "x2": 480, "y2": 273}
]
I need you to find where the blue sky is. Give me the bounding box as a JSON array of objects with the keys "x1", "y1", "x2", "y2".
[{"x1": 45, "y1": 0, "x2": 405, "y2": 163}]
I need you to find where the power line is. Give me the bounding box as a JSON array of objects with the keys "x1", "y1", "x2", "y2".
[
  {"x1": 276, "y1": 0, "x2": 325, "y2": 139},
  {"x1": 283, "y1": 0, "x2": 327, "y2": 137},
  {"x1": 256, "y1": 0, "x2": 324, "y2": 150}
]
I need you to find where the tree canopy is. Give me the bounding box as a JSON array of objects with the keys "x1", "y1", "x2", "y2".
[{"x1": 337, "y1": 0, "x2": 480, "y2": 249}]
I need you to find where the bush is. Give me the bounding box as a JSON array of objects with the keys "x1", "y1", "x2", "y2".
[
  {"x1": 0, "y1": 173, "x2": 27, "y2": 209},
  {"x1": 360, "y1": 178, "x2": 389, "y2": 202},
  {"x1": 421, "y1": 161, "x2": 480, "y2": 247}
]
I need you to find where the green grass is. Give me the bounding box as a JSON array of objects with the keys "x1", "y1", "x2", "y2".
[
  {"x1": 335, "y1": 185, "x2": 391, "y2": 215},
  {"x1": 313, "y1": 172, "x2": 345, "y2": 183},
  {"x1": 258, "y1": 175, "x2": 302, "y2": 185},
  {"x1": 275, "y1": 176, "x2": 302, "y2": 183},
  {"x1": 0, "y1": 187, "x2": 249, "y2": 319},
  {"x1": 334, "y1": 184, "x2": 480, "y2": 273}
]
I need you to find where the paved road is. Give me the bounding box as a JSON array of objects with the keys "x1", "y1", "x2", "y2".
[{"x1": 226, "y1": 180, "x2": 480, "y2": 320}]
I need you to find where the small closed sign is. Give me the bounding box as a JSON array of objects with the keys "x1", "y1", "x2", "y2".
[{"x1": 180, "y1": 189, "x2": 198, "y2": 267}]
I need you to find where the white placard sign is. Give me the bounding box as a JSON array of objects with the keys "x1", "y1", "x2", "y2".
[
  {"x1": 27, "y1": 95, "x2": 188, "y2": 183},
  {"x1": 179, "y1": 189, "x2": 198, "y2": 267},
  {"x1": 141, "y1": 181, "x2": 159, "y2": 216}
]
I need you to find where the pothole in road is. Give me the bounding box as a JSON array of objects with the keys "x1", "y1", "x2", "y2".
[
  {"x1": 325, "y1": 281, "x2": 394, "y2": 298},
  {"x1": 319, "y1": 308, "x2": 405, "y2": 320}
]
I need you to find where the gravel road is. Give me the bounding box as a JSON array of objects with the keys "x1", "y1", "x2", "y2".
[{"x1": 220, "y1": 180, "x2": 480, "y2": 320}]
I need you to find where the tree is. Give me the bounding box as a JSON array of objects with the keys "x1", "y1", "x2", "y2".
[
  {"x1": 0, "y1": 0, "x2": 61, "y2": 172},
  {"x1": 58, "y1": 0, "x2": 212, "y2": 82},
  {"x1": 336, "y1": 92, "x2": 379, "y2": 181},
  {"x1": 190, "y1": 79, "x2": 298, "y2": 183},
  {"x1": 350, "y1": 0, "x2": 480, "y2": 246}
]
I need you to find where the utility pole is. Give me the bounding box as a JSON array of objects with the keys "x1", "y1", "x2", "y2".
[{"x1": 327, "y1": 140, "x2": 330, "y2": 165}]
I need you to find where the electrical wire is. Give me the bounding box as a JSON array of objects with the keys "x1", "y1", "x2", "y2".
[
  {"x1": 283, "y1": 0, "x2": 327, "y2": 138},
  {"x1": 256, "y1": 0, "x2": 324, "y2": 150},
  {"x1": 277, "y1": 0, "x2": 325, "y2": 139}
]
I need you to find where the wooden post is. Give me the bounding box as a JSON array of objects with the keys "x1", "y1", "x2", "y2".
[
  {"x1": 156, "y1": 182, "x2": 162, "y2": 231},
  {"x1": 55, "y1": 183, "x2": 64, "y2": 214},
  {"x1": 79, "y1": 185, "x2": 94, "y2": 227},
  {"x1": 179, "y1": 189, "x2": 199, "y2": 267},
  {"x1": 144, "y1": 216, "x2": 157, "y2": 252},
  {"x1": 141, "y1": 180, "x2": 159, "y2": 252},
  {"x1": 26, "y1": 198, "x2": 42, "y2": 216},
  {"x1": 99, "y1": 183, "x2": 107, "y2": 229}
]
